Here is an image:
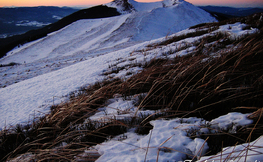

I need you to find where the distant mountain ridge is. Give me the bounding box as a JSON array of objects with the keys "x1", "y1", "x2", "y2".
[
  {"x1": 200, "y1": 6, "x2": 263, "y2": 20},
  {"x1": 0, "y1": 6, "x2": 79, "y2": 38}
]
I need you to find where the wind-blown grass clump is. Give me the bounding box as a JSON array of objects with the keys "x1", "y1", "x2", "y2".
[
  {"x1": 0, "y1": 78, "x2": 162, "y2": 161},
  {"x1": 118, "y1": 22, "x2": 263, "y2": 156},
  {"x1": 122, "y1": 29, "x2": 263, "y2": 119},
  {"x1": 0, "y1": 78, "x2": 127, "y2": 161}
]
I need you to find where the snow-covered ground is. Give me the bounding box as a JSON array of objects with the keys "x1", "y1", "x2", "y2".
[
  {"x1": 1, "y1": 0, "x2": 262, "y2": 161},
  {"x1": 1, "y1": 20, "x2": 260, "y2": 161},
  {"x1": 94, "y1": 113, "x2": 255, "y2": 162}
]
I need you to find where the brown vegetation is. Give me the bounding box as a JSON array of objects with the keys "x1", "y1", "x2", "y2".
[{"x1": 1, "y1": 13, "x2": 263, "y2": 161}]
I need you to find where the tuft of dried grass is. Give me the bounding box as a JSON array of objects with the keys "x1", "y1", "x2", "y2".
[{"x1": 117, "y1": 22, "x2": 263, "y2": 158}]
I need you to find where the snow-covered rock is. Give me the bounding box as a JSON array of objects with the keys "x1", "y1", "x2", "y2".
[{"x1": 106, "y1": 0, "x2": 135, "y2": 13}]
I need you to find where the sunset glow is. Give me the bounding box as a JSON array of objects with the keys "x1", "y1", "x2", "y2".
[{"x1": 1, "y1": 0, "x2": 263, "y2": 7}]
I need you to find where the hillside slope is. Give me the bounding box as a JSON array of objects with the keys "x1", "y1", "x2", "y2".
[
  {"x1": 0, "y1": 5, "x2": 120, "y2": 59},
  {"x1": 0, "y1": 0, "x2": 216, "y2": 88}
]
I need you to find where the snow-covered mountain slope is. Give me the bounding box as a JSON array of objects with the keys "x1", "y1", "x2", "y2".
[
  {"x1": 2, "y1": 17, "x2": 262, "y2": 161},
  {"x1": 106, "y1": 0, "x2": 217, "y2": 42},
  {"x1": 1, "y1": 15, "x2": 130, "y2": 64},
  {"x1": 0, "y1": 20, "x2": 258, "y2": 130},
  {"x1": 0, "y1": 0, "x2": 216, "y2": 88}
]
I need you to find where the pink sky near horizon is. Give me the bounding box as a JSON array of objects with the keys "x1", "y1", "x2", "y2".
[{"x1": 1, "y1": 0, "x2": 263, "y2": 8}]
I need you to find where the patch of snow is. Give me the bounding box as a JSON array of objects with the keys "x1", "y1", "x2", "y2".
[
  {"x1": 218, "y1": 22, "x2": 259, "y2": 40},
  {"x1": 7, "y1": 153, "x2": 35, "y2": 162},
  {"x1": 52, "y1": 15, "x2": 62, "y2": 20},
  {"x1": 88, "y1": 95, "x2": 155, "y2": 122},
  {"x1": 0, "y1": 34, "x2": 8, "y2": 38},
  {"x1": 128, "y1": 0, "x2": 162, "y2": 12},
  {"x1": 210, "y1": 112, "x2": 253, "y2": 132},
  {"x1": 16, "y1": 20, "x2": 51, "y2": 27},
  {"x1": 95, "y1": 117, "x2": 209, "y2": 162},
  {"x1": 199, "y1": 136, "x2": 263, "y2": 161},
  {"x1": 162, "y1": 0, "x2": 182, "y2": 7},
  {"x1": 93, "y1": 112, "x2": 255, "y2": 161}
]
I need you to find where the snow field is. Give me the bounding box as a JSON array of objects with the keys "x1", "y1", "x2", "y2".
[{"x1": 1, "y1": 1, "x2": 262, "y2": 161}]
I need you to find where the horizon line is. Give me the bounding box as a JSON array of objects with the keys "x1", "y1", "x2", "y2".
[{"x1": 1, "y1": 4, "x2": 263, "y2": 9}]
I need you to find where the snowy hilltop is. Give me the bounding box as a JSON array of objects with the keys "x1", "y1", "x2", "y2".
[
  {"x1": 0, "y1": 0, "x2": 216, "y2": 64},
  {"x1": 0, "y1": 0, "x2": 216, "y2": 88},
  {"x1": 1, "y1": 0, "x2": 263, "y2": 161}
]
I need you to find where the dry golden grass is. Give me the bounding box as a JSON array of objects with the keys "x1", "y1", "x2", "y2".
[{"x1": 1, "y1": 13, "x2": 263, "y2": 161}]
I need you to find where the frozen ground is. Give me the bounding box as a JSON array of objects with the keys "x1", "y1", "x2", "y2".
[{"x1": 1, "y1": 0, "x2": 262, "y2": 161}]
